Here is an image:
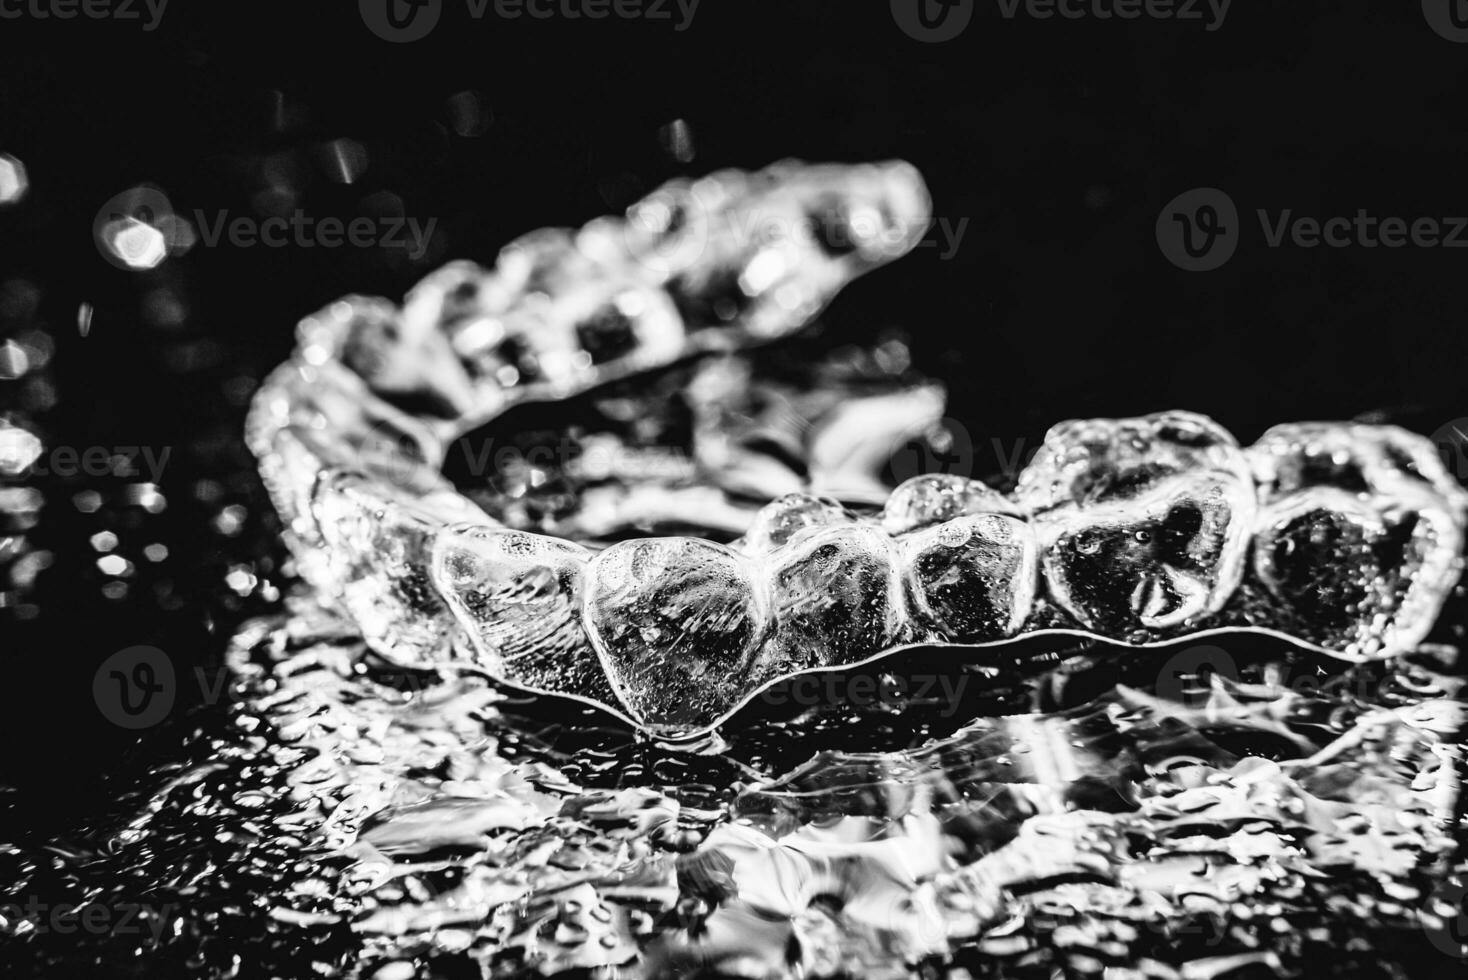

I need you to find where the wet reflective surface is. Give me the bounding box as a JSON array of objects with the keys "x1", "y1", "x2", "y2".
[{"x1": 0, "y1": 583, "x2": 1465, "y2": 977}]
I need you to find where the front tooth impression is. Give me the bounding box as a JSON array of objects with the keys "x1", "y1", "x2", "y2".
[
  {"x1": 760, "y1": 524, "x2": 906, "y2": 675},
  {"x1": 902, "y1": 514, "x2": 1038, "y2": 641},
  {"x1": 582, "y1": 537, "x2": 768, "y2": 732},
  {"x1": 1248, "y1": 423, "x2": 1468, "y2": 659},
  {"x1": 312, "y1": 471, "x2": 465, "y2": 666},
  {"x1": 430, "y1": 524, "x2": 618, "y2": 710},
  {"x1": 1014, "y1": 411, "x2": 1256, "y2": 636}
]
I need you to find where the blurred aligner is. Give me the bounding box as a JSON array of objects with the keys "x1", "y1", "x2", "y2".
[{"x1": 246, "y1": 160, "x2": 1468, "y2": 737}]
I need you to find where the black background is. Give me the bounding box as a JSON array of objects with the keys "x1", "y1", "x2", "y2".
[{"x1": 1, "y1": 0, "x2": 1467, "y2": 828}]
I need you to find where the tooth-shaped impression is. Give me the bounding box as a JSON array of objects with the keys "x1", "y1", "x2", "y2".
[
  {"x1": 741, "y1": 492, "x2": 852, "y2": 555},
  {"x1": 329, "y1": 294, "x2": 479, "y2": 419},
  {"x1": 497, "y1": 231, "x2": 686, "y2": 377},
  {"x1": 1248, "y1": 422, "x2": 1468, "y2": 659},
  {"x1": 1014, "y1": 411, "x2": 1256, "y2": 637},
  {"x1": 902, "y1": 514, "x2": 1038, "y2": 641},
  {"x1": 430, "y1": 524, "x2": 618, "y2": 710},
  {"x1": 312, "y1": 472, "x2": 477, "y2": 665},
  {"x1": 761, "y1": 524, "x2": 906, "y2": 674},
  {"x1": 249, "y1": 158, "x2": 1468, "y2": 737},
  {"x1": 582, "y1": 537, "x2": 768, "y2": 731},
  {"x1": 406, "y1": 233, "x2": 686, "y2": 398},
  {"x1": 605, "y1": 161, "x2": 931, "y2": 339},
  {"x1": 882, "y1": 474, "x2": 1021, "y2": 536}
]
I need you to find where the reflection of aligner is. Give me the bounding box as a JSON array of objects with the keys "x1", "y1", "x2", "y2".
[{"x1": 246, "y1": 160, "x2": 1468, "y2": 740}]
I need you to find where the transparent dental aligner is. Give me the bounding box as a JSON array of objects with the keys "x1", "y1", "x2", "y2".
[
  {"x1": 1247, "y1": 422, "x2": 1468, "y2": 659},
  {"x1": 582, "y1": 537, "x2": 769, "y2": 728},
  {"x1": 901, "y1": 513, "x2": 1038, "y2": 641},
  {"x1": 403, "y1": 230, "x2": 686, "y2": 403},
  {"x1": 247, "y1": 160, "x2": 932, "y2": 672},
  {"x1": 579, "y1": 160, "x2": 932, "y2": 339},
  {"x1": 430, "y1": 524, "x2": 621, "y2": 709},
  {"x1": 1013, "y1": 411, "x2": 1257, "y2": 638},
  {"x1": 248, "y1": 160, "x2": 1468, "y2": 738}
]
